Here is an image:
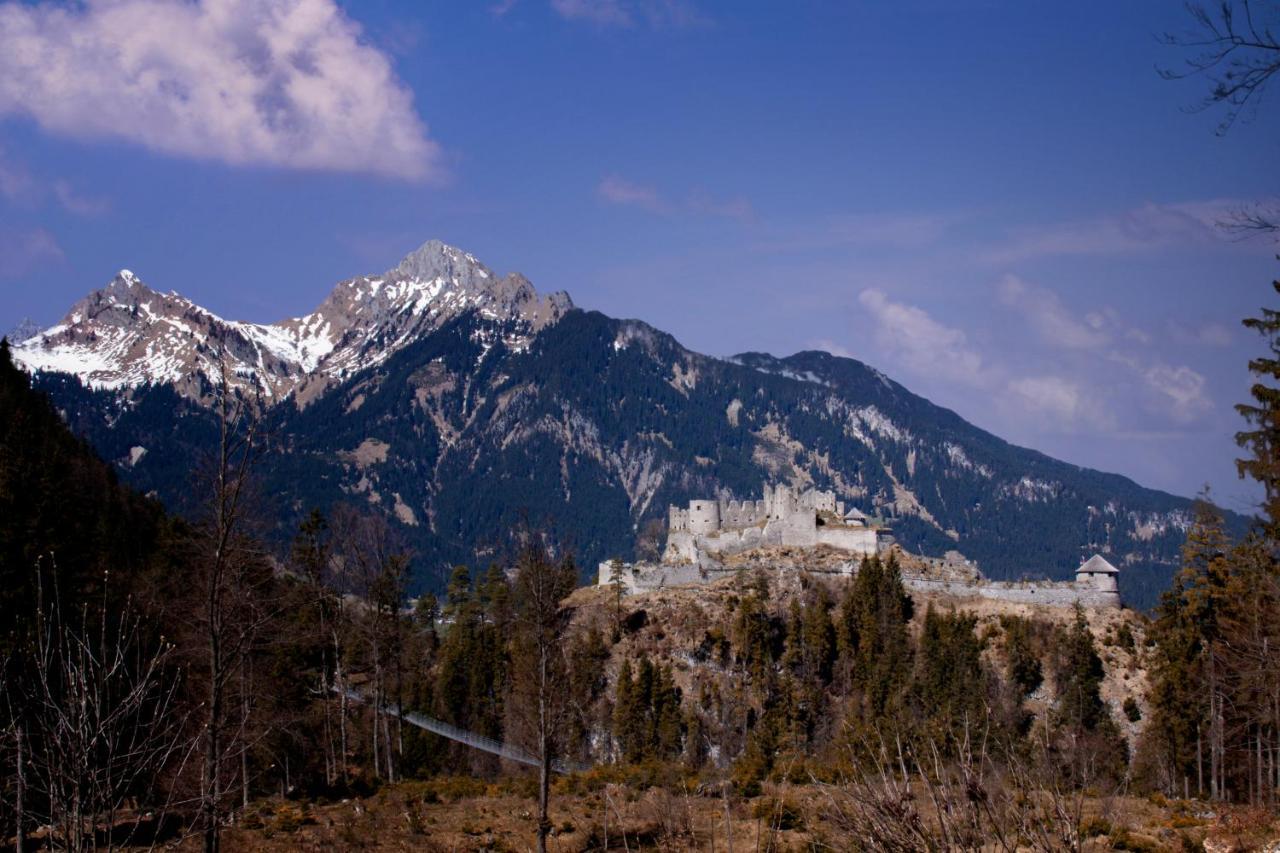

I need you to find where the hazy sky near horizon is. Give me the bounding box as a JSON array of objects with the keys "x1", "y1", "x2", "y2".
[{"x1": 0, "y1": 0, "x2": 1277, "y2": 510}]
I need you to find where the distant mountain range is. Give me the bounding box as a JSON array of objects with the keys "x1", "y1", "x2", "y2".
[{"x1": 10, "y1": 240, "x2": 1230, "y2": 608}]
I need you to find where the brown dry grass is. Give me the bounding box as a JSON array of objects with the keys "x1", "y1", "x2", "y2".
[{"x1": 169, "y1": 780, "x2": 1280, "y2": 852}]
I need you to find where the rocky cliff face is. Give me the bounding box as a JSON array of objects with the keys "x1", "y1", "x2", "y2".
[{"x1": 11, "y1": 241, "x2": 1226, "y2": 608}]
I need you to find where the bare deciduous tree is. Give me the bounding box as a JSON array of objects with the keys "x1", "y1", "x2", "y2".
[
  {"x1": 5, "y1": 568, "x2": 185, "y2": 852},
  {"x1": 1161, "y1": 1, "x2": 1280, "y2": 234},
  {"x1": 811, "y1": 725, "x2": 1088, "y2": 853},
  {"x1": 193, "y1": 355, "x2": 272, "y2": 853},
  {"x1": 330, "y1": 505, "x2": 410, "y2": 785},
  {"x1": 508, "y1": 543, "x2": 577, "y2": 853}
]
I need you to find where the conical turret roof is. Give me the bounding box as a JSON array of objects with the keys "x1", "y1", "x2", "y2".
[{"x1": 1077, "y1": 554, "x2": 1119, "y2": 575}]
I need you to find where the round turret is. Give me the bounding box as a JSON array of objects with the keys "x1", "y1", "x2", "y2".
[
  {"x1": 1075, "y1": 554, "x2": 1119, "y2": 592},
  {"x1": 688, "y1": 500, "x2": 721, "y2": 535}
]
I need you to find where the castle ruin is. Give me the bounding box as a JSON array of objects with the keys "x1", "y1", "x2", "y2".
[
  {"x1": 663, "y1": 483, "x2": 883, "y2": 563},
  {"x1": 600, "y1": 483, "x2": 1122, "y2": 609}
]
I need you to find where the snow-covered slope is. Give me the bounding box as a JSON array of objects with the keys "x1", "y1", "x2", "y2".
[{"x1": 12, "y1": 240, "x2": 573, "y2": 404}]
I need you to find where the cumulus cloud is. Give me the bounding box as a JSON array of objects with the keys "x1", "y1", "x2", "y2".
[
  {"x1": 857, "y1": 289, "x2": 989, "y2": 386},
  {"x1": 0, "y1": 0, "x2": 442, "y2": 181}
]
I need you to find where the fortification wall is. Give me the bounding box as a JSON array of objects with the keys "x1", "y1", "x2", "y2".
[
  {"x1": 720, "y1": 499, "x2": 767, "y2": 528},
  {"x1": 663, "y1": 530, "x2": 699, "y2": 563},
  {"x1": 816, "y1": 526, "x2": 878, "y2": 555},
  {"x1": 902, "y1": 575, "x2": 1120, "y2": 609},
  {"x1": 811, "y1": 490, "x2": 838, "y2": 513},
  {"x1": 669, "y1": 506, "x2": 689, "y2": 533}
]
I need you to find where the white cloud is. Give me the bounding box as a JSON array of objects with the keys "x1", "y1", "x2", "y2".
[
  {"x1": 552, "y1": 0, "x2": 632, "y2": 25},
  {"x1": 983, "y1": 200, "x2": 1253, "y2": 264},
  {"x1": 52, "y1": 180, "x2": 110, "y2": 216},
  {"x1": 0, "y1": 0, "x2": 442, "y2": 181},
  {"x1": 688, "y1": 189, "x2": 753, "y2": 222},
  {"x1": 597, "y1": 174, "x2": 751, "y2": 220},
  {"x1": 1168, "y1": 319, "x2": 1235, "y2": 348},
  {"x1": 551, "y1": 0, "x2": 706, "y2": 28},
  {"x1": 1004, "y1": 376, "x2": 1113, "y2": 429},
  {"x1": 598, "y1": 175, "x2": 666, "y2": 212},
  {"x1": 809, "y1": 339, "x2": 856, "y2": 360},
  {"x1": 997, "y1": 275, "x2": 1109, "y2": 350},
  {"x1": 853, "y1": 285, "x2": 1216, "y2": 434},
  {"x1": 0, "y1": 148, "x2": 36, "y2": 202},
  {"x1": 857, "y1": 289, "x2": 988, "y2": 386},
  {"x1": 1138, "y1": 362, "x2": 1212, "y2": 423},
  {"x1": 0, "y1": 228, "x2": 62, "y2": 278}
]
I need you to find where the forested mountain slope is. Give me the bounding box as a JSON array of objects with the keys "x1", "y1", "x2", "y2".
[{"x1": 11, "y1": 241, "x2": 1238, "y2": 608}]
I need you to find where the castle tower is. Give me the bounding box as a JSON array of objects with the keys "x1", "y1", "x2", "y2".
[
  {"x1": 1075, "y1": 554, "x2": 1119, "y2": 592},
  {"x1": 687, "y1": 499, "x2": 721, "y2": 535}
]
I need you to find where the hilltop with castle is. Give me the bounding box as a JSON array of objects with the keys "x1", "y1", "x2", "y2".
[{"x1": 600, "y1": 483, "x2": 1122, "y2": 609}]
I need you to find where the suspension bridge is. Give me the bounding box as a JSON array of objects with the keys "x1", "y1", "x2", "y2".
[{"x1": 337, "y1": 687, "x2": 587, "y2": 774}]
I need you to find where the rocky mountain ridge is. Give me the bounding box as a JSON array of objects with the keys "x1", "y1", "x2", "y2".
[{"x1": 12, "y1": 240, "x2": 573, "y2": 403}]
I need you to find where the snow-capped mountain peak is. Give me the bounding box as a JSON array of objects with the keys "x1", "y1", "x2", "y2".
[{"x1": 12, "y1": 240, "x2": 574, "y2": 404}]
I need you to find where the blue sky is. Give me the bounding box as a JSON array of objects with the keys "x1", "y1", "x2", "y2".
[{"x1": 0, "y1": 0, "x2": 1276, "y2": 510}]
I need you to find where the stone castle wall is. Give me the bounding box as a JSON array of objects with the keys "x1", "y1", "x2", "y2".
[
  {"x1": 902, "y1": 576, "x2": 1120, "y2": 609},
  {"x1": 613, "y1": 482, "x2": 1122, "y2": 609},
  {"x1": 599, "y1": 559, "x2": 1121, "y2": 609}
]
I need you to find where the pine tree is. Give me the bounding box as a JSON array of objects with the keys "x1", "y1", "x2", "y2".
[
  {"x1": 851, "y1": 554, "x2": 913, "y2": 720},
  {"x1": 612, "y1": 659, "x2": 638, "y2": 762},
  {"x1": 732, "y1": 578, "x2": 776, "y2": 685},
  {"x1": 912, "y1": 605, "x2": 986, "y2": 746},
  {"x1": 1002, "y1": 615, "x2": 1043, "y2": 698},
  {"x1": 1236, "y1": 278, "x2": 1280, "y2": 534},
  {"x1": 1182, "y1": 495, "x2": 1233, "y2": 799},
  {"x1": 1056, "y1": 606, "x2": 1108, "y2": 734},
  {"x1": 653, "y1": 665, "x2": 684, "y2": 759},
  {"x1": 799, "y1": 585, "x2": 836, "y2": 688}
]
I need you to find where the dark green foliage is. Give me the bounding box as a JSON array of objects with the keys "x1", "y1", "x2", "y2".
[
  {"x1": 1055, "y1": 607, "x2": 1110, "y2": 733},
  {"x1": 838, "y1": 554, "x2": 913, "y2": 720},
  {"x1": 1050, "y1": 607, "x2": 1129, "y2": 787},
  {"x1": 1236, "y1": 278, "x2": 1280, "y2": 534},
  {"x1": 794, "y1": 583, "x2": 836, "y2": 688},
  {"x1": 566, "y1": 626, "x2": 610, "y2": 756},
  {"x1": 1001, "y1": 615, "x2": 1045, "y2": 697},
  {"x1": 910, "y1": 606, "x2": 987, "y2": 745},
  {"x1": 611, "y1": 655, "x2": 684, "y2": 763},
  {"x1": 0, "y1": 340, "x2": 168, "y2": 650},
  {"x1": 732, "y1": 572, "x2": 780, "y2": 685},
  {"x1": 434, "y1": 565, "x2": 510, "y2": 746},
  {"x1": 1145, "y1": 497, "x2": 1228, "y2": 789}
]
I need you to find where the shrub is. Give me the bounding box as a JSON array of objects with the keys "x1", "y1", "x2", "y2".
[{"x1": 752, "y1": 796, "x2": 805, "y2": 831}]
